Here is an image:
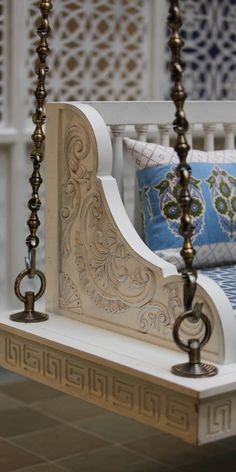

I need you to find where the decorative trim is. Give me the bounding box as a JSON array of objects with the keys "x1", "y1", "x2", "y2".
[
  {"x1": 0, "y1": 332, "x2": 197, "y2": 443},
  {"x1": 207, "y1": 400, "x2": 232, "y2": 436},
  {"x1": 59, "y1": 273, "x2": 82, "y2": 314},
  {"x1": 55, "y1": 107, "x2": 225, "y2": 364},
  {"x1": 2, "y1": 331, "x2": 236, "y2": 444}
]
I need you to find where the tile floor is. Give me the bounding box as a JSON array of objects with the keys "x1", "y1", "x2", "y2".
[{"x1": 0, "y1": 367, "x2": 236, "y2": 472}]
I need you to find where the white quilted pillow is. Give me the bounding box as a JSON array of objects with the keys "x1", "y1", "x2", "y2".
[{"x1": 123, "y1": 137, "x2": 236, "y2": 168}]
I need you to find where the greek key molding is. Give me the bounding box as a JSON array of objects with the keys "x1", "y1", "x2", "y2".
[
  {"x1": 198, "y1": 395, "x2": 236, "y2": 443},
  {"x1": 0, "y1": 332, "x2": 198, "y2": 442},
  {"x1": 166, "y1": 398, "x2": 190, "y2": 433},
  {"x1": 3, "y1": 331, "x2": 236, "y2": 444},
  {"x1": 207, "y1": 399, "x2": 232, "y2": 436}
]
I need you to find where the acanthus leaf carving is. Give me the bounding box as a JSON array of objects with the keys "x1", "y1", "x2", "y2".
[
  {"x1": 59, "y1": 273, "x2": 82, "y2": 314},
  {"x1": 75, "y1": 188, "x2": 156, "y2": 311},
  {"x1": 61, "y1": 125, "x2": 92, "y2": 259},
  {"x1": 138, "y1": 303, "x2": 172, "y2": 337}
]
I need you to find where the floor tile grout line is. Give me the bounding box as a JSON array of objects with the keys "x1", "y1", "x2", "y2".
[
  {"x1": 4, "y1": 435, "x2": 61, "y2": 466},
  {"x1": 0, "y1": 393, "x2": 204, "y2": 470},
  {"x1": 6, "y1": 432, "x2": 171, "y2": 472},
  {"x1": 11, "y1": 459, "x2": 70, "y2": 472},
  {"x1": 119, "y1": 444, "x2": 178, "y2": 471},
  {"x1": 56, "y1": 443, "x2": 179, "y2": 472},
  {"x1": 6, "y1": 434, "x2": 119, "y2": 466},
  {"x1": 26, "y1": 404, "x2": 162, "y2": 445},
  {"x1": 2, "y1": 400, "x2": 160, "y2": 447}
]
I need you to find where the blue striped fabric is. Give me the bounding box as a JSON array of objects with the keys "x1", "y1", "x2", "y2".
[{"x1": 201, "y1": 265, "x2": 236, "y2": 310}]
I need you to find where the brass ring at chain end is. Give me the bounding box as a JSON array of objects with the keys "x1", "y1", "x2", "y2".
[
  {"x1": 14, "y1": 268, "x2": 46, "y2": 303},
  {"x1": 172, "y1": 311, "x2": 212, "y2": 354}
]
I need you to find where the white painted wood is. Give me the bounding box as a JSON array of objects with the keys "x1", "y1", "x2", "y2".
[
  {"x1": 223, "y1": 124, "x2": 236, "y2": 150},
  {"x1": 1, "y1": 0, "x2": 236, "y2": 446},
  {"x1": 83, "y1": 101, "x2": 236, "y2": 125},
  {"x1": 1, "y1": 308, "x2": 236, "y2": 445},
  {"x1": 0, "y1": 99, "x2": 236, "y2": 446},
  {"x1": 134, "y1": 125, "x2": 149, "y2": 235},
  {"x1": 110, "y1": 125, "x2": 126, "y2": 200},
  {"x1": 203, "y1": 123, "x2": 217, "y2": 151},
  {"x1": 45, "y1": 101, "x2": 236, "y2": 371},
  {"x1": 158, "y1": 124, "x2": 170, "y2": 146},
  {"x1": 135, "y1": 124, "x2": 149, "y2": 142}
]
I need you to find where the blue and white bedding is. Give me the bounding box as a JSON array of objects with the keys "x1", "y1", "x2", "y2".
[{"x1": 200, "y1": 265, "x2": 236, "y2": 310}]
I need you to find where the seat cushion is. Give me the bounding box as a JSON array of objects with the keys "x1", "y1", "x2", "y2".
[{"x1": 200, "y1": 265, "x2": 236, "y2": 310}]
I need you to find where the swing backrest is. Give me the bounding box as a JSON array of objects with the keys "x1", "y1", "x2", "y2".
[{"x1": 84, "y1": 100, "x2": 236, "y2": 227}]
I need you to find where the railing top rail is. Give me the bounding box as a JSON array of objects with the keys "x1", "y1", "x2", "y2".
[{"x1": 63, "y1": 100, "x2": 236, "y2": 126}]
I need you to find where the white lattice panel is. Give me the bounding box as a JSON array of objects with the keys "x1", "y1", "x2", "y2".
[
  {"x1": 181, "y1": 0, "x2": 236, "y2": 100},
  {"x1": 162, "y1": 1, "x2": 236, "y2": 100},
  {"x1": 25, "y1": 0, "x2": 150, "y2": 120},
  {"x1": 0, "y1": 0, "x2": 6, "y2": 124}
]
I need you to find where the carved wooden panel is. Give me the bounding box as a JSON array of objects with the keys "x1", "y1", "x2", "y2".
[{"x1": 52, "y1": 106, "x2": 222, "y2": 363}]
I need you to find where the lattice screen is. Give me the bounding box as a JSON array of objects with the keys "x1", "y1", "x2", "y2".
[
  {"x1": 0, "y1": 0, "x2": 5, "y2": 124},
  {"x1": 26, "y1": 0, "x2": 149, "y2": 119},
  {"x1": 180, "y1": 0, "x2": 236, "y2": 100}
]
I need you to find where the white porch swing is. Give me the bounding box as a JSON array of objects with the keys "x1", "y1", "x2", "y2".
[{"x1": 1, "y1": 0, "x2": 236, "y2": 446}]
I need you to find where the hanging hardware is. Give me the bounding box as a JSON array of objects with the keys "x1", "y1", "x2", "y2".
[
  {"x1": 10, "y1": 269, "x2": 47, "y2": 323},
  {"x1": 168, "y1": 0, "x2": 217, "y2": 377},
  {"x1": 10, "y1": 0, "x2": 53, "y2": 323}
]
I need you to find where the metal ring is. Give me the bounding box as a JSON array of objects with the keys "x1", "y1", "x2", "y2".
[
  {"x1": 14, "y1": 268, "x2": 46, "y2": 303},
  {"x1": 172, "y1": 310, "x2": 212, "y2": 354}
]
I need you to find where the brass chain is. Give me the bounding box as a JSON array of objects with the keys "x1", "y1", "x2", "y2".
[
  {"x1": 168, "y1": 0, "x2": 217, "y2": 377},
  {"x1": 12, "y1": 1, "x2": 52, "y2": 320},
  {"x1": 26, "y1": 0, "x2": 53, "y2": 276},
  {"x1": 167, "y1": 0, "x2": 197, "y2": 312}
]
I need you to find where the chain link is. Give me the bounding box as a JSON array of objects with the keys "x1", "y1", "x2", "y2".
[
  {"x1": 168, "y1": 0, "x2": 217, "y2": 377},
  {"x1": 13, "y1": 1, "x2": 52, "y2": 312},
  {"x1": 25, "y1": 0, "x2": 53, "y2": 278},
  {"x1": 168, "y1": 0, "x2": 197, "y2": 311}
]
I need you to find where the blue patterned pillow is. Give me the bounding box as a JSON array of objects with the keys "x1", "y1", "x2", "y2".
[{"x1": 138, "y1": 163, "x2": 236, "y2": 269}]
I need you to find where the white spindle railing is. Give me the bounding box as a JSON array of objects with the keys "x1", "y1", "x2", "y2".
[
  {"x1": 158, "y1": 124, "x2": 170, "y2": 146},
  {"x1": 110, "y1": 125, "x2": 126, "y2": 200},
  {"x1": 134, "y1": 125, "x2": 149, "y2": 234},
  {"x1": 203, "y1": 123, "x2": 217, "y2": 151},
  {"x1": 223, "y1": 124, "x2": 235, "y2": 150},
  {"x1": 186, "y1": 124, "x2": 193, "y2": 148}
]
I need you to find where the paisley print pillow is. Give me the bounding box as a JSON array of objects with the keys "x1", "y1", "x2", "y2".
[{"x1": 137, "y1": 163, "x2": 236, "y2": 269}]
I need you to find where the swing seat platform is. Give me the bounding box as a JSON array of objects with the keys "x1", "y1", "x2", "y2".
[
  {"x1": 1, "y1": 308, "x2": 236, "y2": 446},
  {"x1": 1, "y1": 100, "x2": 236, "y2": 446}
]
